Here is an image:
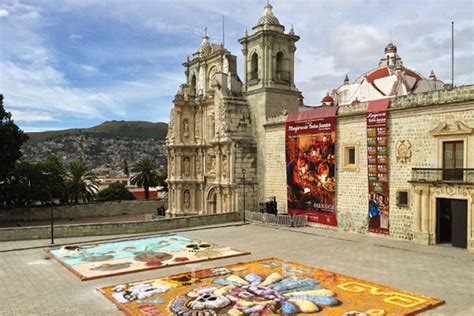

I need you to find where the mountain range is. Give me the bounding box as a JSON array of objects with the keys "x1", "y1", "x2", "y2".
[{"x1": 22, "y1": 121, "x2": 169, "y2": 174}]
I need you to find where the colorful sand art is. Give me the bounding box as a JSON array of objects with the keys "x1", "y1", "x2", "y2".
[
  {"x1": 99, "y1": 258, "x2": 443, "y2": 315},
  {"x1": 45, "y1": 234, "x2": 249, "y2": 280}
]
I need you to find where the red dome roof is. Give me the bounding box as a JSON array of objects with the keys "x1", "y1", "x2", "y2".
[
  {"x1": 366, "y1": 66, "x2": 422, "y2": 83},
  {"x1": 321, "y1": 94, "x2": 334, "y2": 103}
]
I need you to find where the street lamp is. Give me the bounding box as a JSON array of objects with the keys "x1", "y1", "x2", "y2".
[
  {"x1": 242, "y1": 169, "x2": 246, "y2": 223},
  {"x1": 41, "y1": 171, "x2": 54, "y2": 244}
]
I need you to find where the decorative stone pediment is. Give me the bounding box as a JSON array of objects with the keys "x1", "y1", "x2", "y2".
[
  {"x1": 429, "y1": 121, "x2": 473, "y2": 137},
  {"x1": 396, "y1": 140, "x2": 412, "y2": 163}
]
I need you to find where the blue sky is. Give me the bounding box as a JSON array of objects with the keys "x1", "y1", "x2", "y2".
[{"x1": 0, "y1": 0, "x2": 472, "y2": 132}]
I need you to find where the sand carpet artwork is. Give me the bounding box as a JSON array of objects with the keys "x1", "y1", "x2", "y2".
[
  {"x1": 45, "y1": 234, "x2": 250, "y2": 280},
  {"x1": 99, "y1": 257, "x2": 443, "y2": 315}
]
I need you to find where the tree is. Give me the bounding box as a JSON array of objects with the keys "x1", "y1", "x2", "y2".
[
  {"x1": 1, "y1": 156, "x2": 67, "y2": 207},
  {"x1": 131, "y1": 157, "x2": 159, "y2": 199},
  {"x1": 123, "y1": 159, "x2": 129, "y2": 176},
  {"x1": 65, "y1": 160, "x2": 98, "y2": 204},
  {"x1": 0, "y1": 94, "x2": 28, "y2": 181},
  {"x1": 37, "y1": 156, "x2": 68, "y2": 204},
  {"x1": 96, "y1": 181, "x2": 135, "y2": 202}
]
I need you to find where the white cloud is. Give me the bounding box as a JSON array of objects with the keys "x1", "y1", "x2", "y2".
[
  {"x1": 0, "y1": 8, "x2": 9, "y2": 17},
  {"x1": 0, "y1": 0, "x2": 472, "y2": 128},
  {"x1": 1, "y1": 61, "x2": 113, "y2": 119},
  {"x1": 10, "y1": 110, "x2": 55, "y2": 122},
  {"x1": 68, "y1": 33, "x2": 82, "y2": 41}
]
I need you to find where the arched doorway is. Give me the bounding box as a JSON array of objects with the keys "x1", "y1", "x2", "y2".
[{"x1": 207, "y1": 188, "x2": 218, "y2": 214}]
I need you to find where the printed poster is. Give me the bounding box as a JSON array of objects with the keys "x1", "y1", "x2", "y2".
[
  {"x1": 367, "y1": 99, "x2": 390, "y2": 234},
  {"x1": 286, "y1": 107, "x2": 337, "y2": 226}
]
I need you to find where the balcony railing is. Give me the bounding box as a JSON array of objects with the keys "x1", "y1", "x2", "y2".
[{"x1": 410, "y1": 168, "x2": 474, "y2": 184}]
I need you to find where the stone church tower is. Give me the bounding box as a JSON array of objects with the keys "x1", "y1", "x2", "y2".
[
  {"x1": 166, "y1": 36, "x2": 257, "y2": 216},
  {"x1": 239, "y1": 3, "x2": 300, "y2": 202}
]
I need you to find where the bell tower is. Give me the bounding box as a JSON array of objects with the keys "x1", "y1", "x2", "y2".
[
  {"x1": 239, "y1": 2, "x2": 300, "y2": 117},
  {"x1": 239, "y1": 2, "x2": 300, "y2": 204}
]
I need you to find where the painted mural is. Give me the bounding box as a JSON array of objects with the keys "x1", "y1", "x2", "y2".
[
  {"x1": 286, "y1": 108, "x2": 338, "y2": 226},
  {"x1": 367, "y1": 99, "x2": 390, "y2": 235},
  {"x1": 45, "y1": 234, "x2": 249, "y2": 280},
  {"x1": 99, "y1": 258, "x2": 443, "y2": 315}
]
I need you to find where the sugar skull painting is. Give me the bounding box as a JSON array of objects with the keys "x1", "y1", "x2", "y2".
[{"x1": 99, "y1": 258, "x2": 443, "y2": 315}]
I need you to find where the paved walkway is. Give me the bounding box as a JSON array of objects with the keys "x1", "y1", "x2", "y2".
[{"x1": 0, "y1": 223, "x2": 472, "y2": 315}]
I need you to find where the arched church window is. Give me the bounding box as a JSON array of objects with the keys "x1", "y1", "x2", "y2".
[
  {"x1": 208, "y1": 67, "x2": 217, "y2": 89},
  {"x1": 276, "y1": 52, "x2": 284, "y2": 80},
  {"x1": 191, "y1": 74, "x2": 196, "y2": 95},
  {"x1": 250, "y1": 52, "x2": 258, "y2": 80}
]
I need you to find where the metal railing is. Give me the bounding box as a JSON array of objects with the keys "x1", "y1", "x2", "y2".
[
  {"x1": 245, "y1": 210, "x2": 307, "y2": 227},
  {"x1": 410, "y1": 168, "x2": 474, "y2": 184}
]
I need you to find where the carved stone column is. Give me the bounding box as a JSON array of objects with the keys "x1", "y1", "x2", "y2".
[
  {"x1": 413, "y1": 188, "x2": 422, "y2": 231},
  {"x1": 176, "y1": 184, "x2": 183, "y2": 215},
  {"x1": 175, "y1": 108, "x2": 182, "y2": 143},
  {"x1": 216, "y1": 146, "x2": 222, "y2": 185},
  {"x1": 421, "y1": 188, "x2": 430, "y2": 233}
]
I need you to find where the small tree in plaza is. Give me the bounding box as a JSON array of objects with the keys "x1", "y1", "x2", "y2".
[
  {"x1": 66, "y1": 160, "x2": 99, "y2": 204},
  {"x1": 131, "y1": 157, "x2": 159, "y2": 200},
  {"x1": 97, "y1": 181, "x2": 135, "y2": 201}
]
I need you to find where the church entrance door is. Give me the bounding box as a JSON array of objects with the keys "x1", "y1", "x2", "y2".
[
  {"x1": 207, "y1": 189, "x2": 218, "y2": 214},
  {"x1": 436, "y1": 198, "x2": 468, "y2": 249}
]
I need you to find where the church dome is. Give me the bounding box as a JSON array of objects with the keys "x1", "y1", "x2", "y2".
[
  {"x1": 334, "y1": 43, "x2": 445, "y2": 106},
  {"x1": 256, "y1": 3, "x2": 281, "y2": 26},
  {"x1": 321, "y1": 93, "x2": 334, "y2": 105}
]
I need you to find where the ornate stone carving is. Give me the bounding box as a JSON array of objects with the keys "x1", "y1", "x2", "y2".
[
  {"x1": 183, "y1": 190, "x2": 191, "y2": 209},
  {"x1": 222, "y1": 193, "x2": 229, "y2": 211},
  {"x1": 447, "y1": 186, "x2": 456, "y2": 196},
  {"x1": 182, "y1": 119, "x2": 190, "y2": 138},
  {"x1": 209, "y1": 113, "x2": 215, "y2": 140},
  {"x1": 167, "y1": 109, "x2": 175, "y2": 142},
  {"x1": 183, "y1": 156, "x2": 191, "y2": 175},
  {"x1": 196, "y1": 155, "x2": 202, "y2": 174},
  {"x1": 195, "y1": 111, "x2": 201, "y2": 141},
  {"x1": 429, "y1": 120, "x2": 473, "y2": 136},
  {"x1": 169, "y1": 156, "x2": 175, "y2": 177},
  {"x1": 206, "y1": 149, "x2": 216, "y2": 175},
  {"x1": 396, "y1": 140, "x2": 412, "y2": 163},
  {"x1": 222, "y1": 155, "x2": 228, "y2": 179}
]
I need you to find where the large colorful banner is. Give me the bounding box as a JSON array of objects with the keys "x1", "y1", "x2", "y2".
[
  {"x1": 286, "y1": 107, "x2": 337, "y2": 226},
  {"x1": 367, "y1": 99, "x2": 390, "y2": 234}
]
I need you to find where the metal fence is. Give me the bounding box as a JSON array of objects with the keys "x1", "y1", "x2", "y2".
[{"x1": 245, "y1": 211, "x2": 307, "y2": 227}]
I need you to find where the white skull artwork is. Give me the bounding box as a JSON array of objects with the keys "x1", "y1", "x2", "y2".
[{"x1": 188, "y1": 294, "x2": 231, "y2": 310}]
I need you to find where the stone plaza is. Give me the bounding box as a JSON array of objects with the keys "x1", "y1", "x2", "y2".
[{"x1": 0, "y1": 223, "x2": 473, "y2": 315}]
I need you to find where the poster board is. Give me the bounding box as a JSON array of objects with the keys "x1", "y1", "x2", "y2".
[
  {"x1": 367, "y1": 99, "x2": 390, "y2": 234},
  {"x1": 286, "y1": 107, "x2": 337, "y2": 226}
]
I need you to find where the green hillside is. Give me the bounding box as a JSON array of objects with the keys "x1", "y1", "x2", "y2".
[{"x1": 26, "y1": 120, "x2": 168, "y2": 144}]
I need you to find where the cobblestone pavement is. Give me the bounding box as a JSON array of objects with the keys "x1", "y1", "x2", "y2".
[{"x1": 0, "y1": 223, "x2": 473, "y2": 315}]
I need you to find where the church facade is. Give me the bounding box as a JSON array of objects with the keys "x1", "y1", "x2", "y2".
[{"x1": 166, "y1": 4, "x2": 474, "y2": 251}]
